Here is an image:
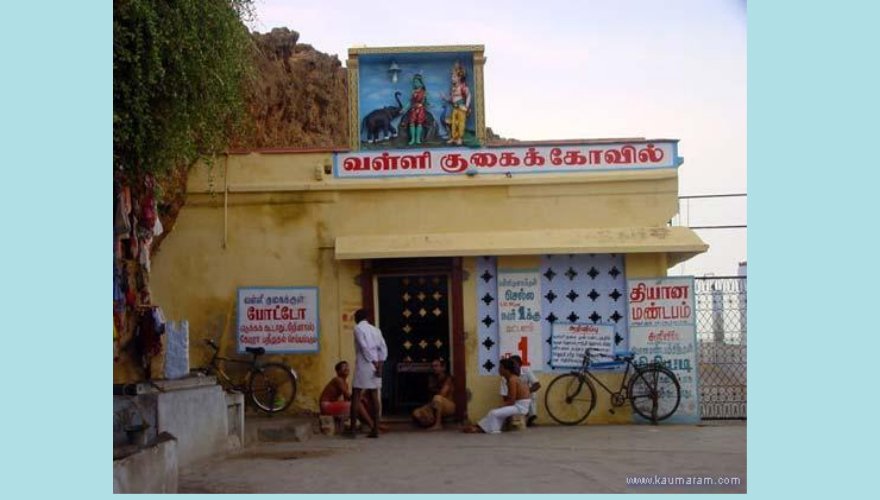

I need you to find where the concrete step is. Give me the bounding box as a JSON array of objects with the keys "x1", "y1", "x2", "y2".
[{"x1": 244, "y1": 415, "x2": 315, "y2": 446}]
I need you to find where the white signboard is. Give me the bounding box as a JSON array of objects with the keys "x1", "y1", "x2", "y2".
[
  {"x1": 628, "y1": 277, "x2": 695, "y2": 327},
  {"x1": 335, "y1": 140, "x2": 680, "y2": 178},
  {"x1": 629, "y1": 325, "x2": 699, "y2": 422},
  {"x1": 236, "y1": 287, "x2": 320, "y2": 353},
  {"x1": 551, "y1": 323, "x2": 615, "y2": 368},
  {"x1": 627, "y1": 277, "x2": 699, "y2": 423},
  {"x1": 497, "y1": 270, "x2": 543, "y2": 370}
]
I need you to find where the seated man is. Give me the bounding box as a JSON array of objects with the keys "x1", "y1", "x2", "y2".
[
  {"x1": 411, "y1": 359, "x2": 456, "y2": 431},
  {"x1": 510, "y1": 355, "x2": 541, "y2": 426},
  {"x1": 320, "y1": 361, "x2": 385, "y2": 432},
  {"x1": 464, "y1": 357, "x2": 530, "y2": 433}
]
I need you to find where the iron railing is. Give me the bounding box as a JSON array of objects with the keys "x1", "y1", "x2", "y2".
[{"x1": 695, "y1": 276, "x2": 747, "y2": 419}]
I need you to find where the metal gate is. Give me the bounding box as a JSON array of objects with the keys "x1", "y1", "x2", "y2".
[{"x1": 695, "y1": 276, "x2": 747, "y2": 419}]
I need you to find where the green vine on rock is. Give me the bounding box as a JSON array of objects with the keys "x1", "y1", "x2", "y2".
[{"x1": 113, "y1": 0, "x2": 256, "y2": 182}]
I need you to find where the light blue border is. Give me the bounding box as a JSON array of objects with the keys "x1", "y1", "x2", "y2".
[
  {"x1": 235, "y1": 286, "x2": 321, "y2": 354},
  {"x1": 6, "y1": 2, "x2": 106, "y2": 495},
  {"x1": 751, "y1": 3, "x2": 880, "y2": 495},
  {"x1": 549, "y1": 321, "x2": 623, "y2": 371}
]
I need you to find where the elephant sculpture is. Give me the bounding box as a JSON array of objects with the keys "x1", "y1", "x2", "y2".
[{"x1": 361, "y1": 91, "x2": 404, "y2": 143}]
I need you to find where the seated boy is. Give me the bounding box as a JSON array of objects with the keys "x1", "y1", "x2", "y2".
[{"x1": 320, "y1": 361, "x2": 385, "y2": 432}]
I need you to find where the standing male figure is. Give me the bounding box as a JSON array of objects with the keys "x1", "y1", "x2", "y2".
[
  {"x1": 348, "y1": 309, "x2": 387, "y2": 438},
  {"x1": 443, "y1": 62, "x2": 470, "y2": 145}
]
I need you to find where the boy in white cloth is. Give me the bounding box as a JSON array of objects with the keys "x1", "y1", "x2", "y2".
[
  {"x1": 347, "y1": 309, "x2": 388, "y2": 438},
  {"x1": 464, "y1": 358, "x2": 531, "y2": 434}
]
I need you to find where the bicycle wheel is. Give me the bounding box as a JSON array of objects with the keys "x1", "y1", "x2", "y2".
[
  {"x1": 249, "y1": 363, "x2": 298, "y2": 413},
  {"x1": 544, "y1": 373, "x2": 597, "y2": 425},
  {"x1": 628, "y1": 366, "x2": 681, "y2": 422}
]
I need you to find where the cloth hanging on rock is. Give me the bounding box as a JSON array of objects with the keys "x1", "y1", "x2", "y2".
[
  {"x1": 134, "y1": 306, "x2": 166, "y2": 379},
  {"x1": 114, "y1": 187, "x2": 132, "y2": 238}
]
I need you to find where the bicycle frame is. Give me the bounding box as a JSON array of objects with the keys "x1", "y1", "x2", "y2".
[
  {"x1": 203, "y1": 344, "x2": 263, "y2": 392},
  {"x1": 545, "y1": 348, "x2": 681, "y2": 425},
  {"x1": 195, "y1": 339, "x2": 299, "y2": 415},
  {"x1": 576, "y1": 351, "x2": 651, "y2": 398},
  {"x1": 577, "y1": 359, "x2": 632, "y2": 396}
]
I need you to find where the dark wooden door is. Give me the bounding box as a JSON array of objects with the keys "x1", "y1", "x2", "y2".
[{"x1": 378, "y1": 274, "x2": 450, "y2": 414}]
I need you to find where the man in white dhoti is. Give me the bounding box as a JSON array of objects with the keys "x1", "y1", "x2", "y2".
[
  {"x1": 503, "y1": 355, "x2": 541, "y2": 426},
  {"x1": 347, "y1": 309, "x2": 388, "y2": 438},
  {"x1": 464, "y1": 358, "x2": 532, "y2": 434}
]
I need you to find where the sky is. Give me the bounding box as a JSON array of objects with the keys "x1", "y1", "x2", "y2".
[{"x1": 249, "y1": 0, "x2": 747, "y2": 276}]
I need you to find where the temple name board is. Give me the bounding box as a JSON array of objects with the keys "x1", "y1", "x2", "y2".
[{"x1": 334, "y1": 140, "x2": 680, "y2": 178}]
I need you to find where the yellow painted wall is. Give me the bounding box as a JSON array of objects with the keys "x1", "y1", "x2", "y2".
[{"x1": 140, "y1": 151, "x2": 684, "y2": 419}]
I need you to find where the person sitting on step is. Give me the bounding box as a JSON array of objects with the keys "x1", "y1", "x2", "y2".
[
  {"x1": 505, "y1": 355, "x2": 541, "y2": 427},
  {"x1": 463, "y1": 358, "x2": 531, "y2": 434},
  {"x1": 319, "y1": 361, "x2": 387, "y2": 433},
  {"x1": 411, "y1": 358, "x2": 456, "y2": 431}
]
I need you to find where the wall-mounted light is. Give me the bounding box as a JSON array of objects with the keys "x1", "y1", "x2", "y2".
[{"x1": 388, "y1": 61, "x2": 401, "y2": 83}]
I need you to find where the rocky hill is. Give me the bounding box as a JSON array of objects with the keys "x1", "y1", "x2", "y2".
[
  {"x1": 233, "y1": 28, "x2": 349, "y2": 148},
  {"x1": 233, "y1": 27, "x2": 507, "y2": 149},
  {"x1": 157, "y1": 29, "x2": 510, "y2": 250},
  {"x1": 154, "y1": 29, "x2": 348, "y2": 252}
]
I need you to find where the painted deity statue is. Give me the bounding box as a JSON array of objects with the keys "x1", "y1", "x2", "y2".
[
  {"x1": 443, "y1": 62, "x2": 471, "y2": 145},
  {"x1": 406, "y1": 74, "x2": 428, "y2": 145}
]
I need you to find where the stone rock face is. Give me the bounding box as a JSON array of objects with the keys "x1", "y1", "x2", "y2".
[
  {"x1": 232, "y1": 28, "x2": 349, "y2": 149},
  {"x1": 154, "y1": 29, "x2": 348, "y2": 255}
]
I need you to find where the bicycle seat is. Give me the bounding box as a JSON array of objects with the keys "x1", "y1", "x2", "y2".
[{"x1": 245, "y1": 347, "x2": 266, "y2": 356}]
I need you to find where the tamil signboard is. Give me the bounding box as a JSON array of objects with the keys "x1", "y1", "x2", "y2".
[
  {"x1": 627, "y1": 277, "x2": 699, "y2": 423},
  {"x1": 550, "y1": 323, "x2": 615, "y2": 368},
  {"x1": 335, "y1": 140, "x2": 681, "y2": 178},
  {"x1": 496, "y1": 270, "x2": 543, "y2": 369},
  {"x1": 628, "y1": 277, "x2": 695, "y2": 327},
  {"x1": 236, "y1": 287, "x2": 320, "y2": 353}
]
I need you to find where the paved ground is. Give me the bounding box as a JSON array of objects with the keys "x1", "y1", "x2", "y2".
[{"x1": 180, "y1": 421, "x2": 746, "y2": 493}]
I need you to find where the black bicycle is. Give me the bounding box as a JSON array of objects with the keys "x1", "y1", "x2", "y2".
[
  {"x1": 193, "y1": 339, "x2": 298, "y2": 414},
  {"x1": 544, "y1": 348, "x2": 681, "y2": 425}
]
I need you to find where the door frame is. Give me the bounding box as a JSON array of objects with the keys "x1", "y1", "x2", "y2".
[{"x1": 360, "y1": 257, "x2": 467, "y2": 420}]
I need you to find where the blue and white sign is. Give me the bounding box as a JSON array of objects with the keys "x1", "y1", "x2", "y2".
[
  {"x1": 236, "y1": 287, "x2": 320, "y2": 354},
  {"x1": 497, "y1": 270, "x2": 543, "y2": 370},
  {"x1": 627, "y1": 277, "x2": 700, "y2": 423},
  {"x1": 551, "y1": 323, "x2": 615, "y2": 368}
]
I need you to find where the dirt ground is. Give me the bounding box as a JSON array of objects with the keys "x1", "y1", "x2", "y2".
[{"x1": 180, "y1": 420, "x2": 745, "y2": 494}]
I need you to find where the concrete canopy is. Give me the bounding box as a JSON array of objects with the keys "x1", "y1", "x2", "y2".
[{"x1": 335, "y1": 226, "x2": 708, "y2": 266}]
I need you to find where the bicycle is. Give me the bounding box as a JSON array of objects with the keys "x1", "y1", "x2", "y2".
[
  {"x1": 544, "y1": 348, "x2": 681, "y2": 425},
  {"x1": 192, "y1": 339, "x2": 298, "y2": 414}
]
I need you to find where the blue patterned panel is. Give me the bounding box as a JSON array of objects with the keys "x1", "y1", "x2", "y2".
[
  {"x1": 540, "y1": 254, "x2": 628, "y2": 372},
  {"x1": 476, "y1": 257, "x2": 499, "y2": 376}
]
